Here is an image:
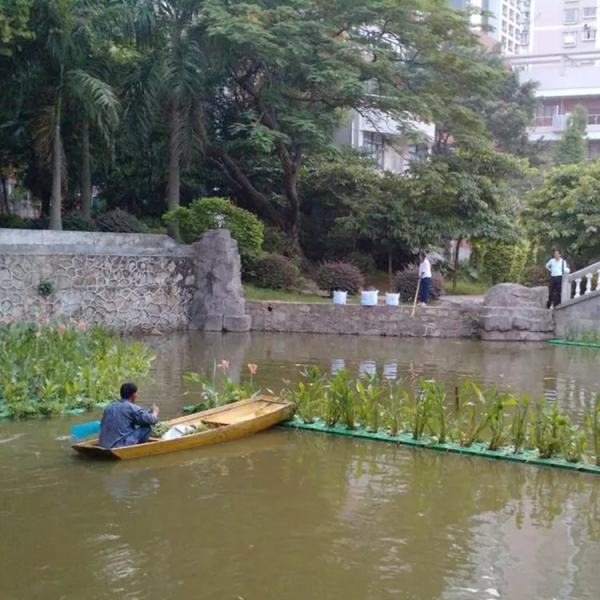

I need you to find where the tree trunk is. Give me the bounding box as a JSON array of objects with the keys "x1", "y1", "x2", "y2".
[
  {"x1": 80, "y1": 120, "x2": 92, "y2": 220},
  {"x1": 0, "y1": 175, "x2": 9, "y2": 214},
  {"x1": 282, "y1": 166, "x2": 302, "y2": 254},
  {"x1": 166, "y1": 103, "x2": 180, "y2": 240},
  {"x1": 206, "y1": 146, "x2": 282, "y2": 227},
  {"x1": 49, "y1": 98, "x2": 63, "y2": 231},
  {"x1": 452, "y1": 237, "x2": 462, "y2": 291},
  {"x1": 388, "y1": 245, "x2": 394, "y2": 287}
]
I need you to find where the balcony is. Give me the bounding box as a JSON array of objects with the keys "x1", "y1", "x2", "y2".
[{"x1": 531, "y1": 113, "x2": 600, "y2": 140}]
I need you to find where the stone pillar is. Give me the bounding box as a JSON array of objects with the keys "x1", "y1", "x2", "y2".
[{"x1": 189, "y1": 229, "x2": 251, "y2": 332}]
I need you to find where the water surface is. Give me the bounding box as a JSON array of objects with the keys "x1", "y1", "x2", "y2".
[{"x1": 1, "y1": 332, "x2": 599, "y2": 600}]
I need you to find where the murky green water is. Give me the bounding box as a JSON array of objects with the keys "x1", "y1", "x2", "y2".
[{"x1": 1, "y1": 333, "x2": 599, "y2": 599}]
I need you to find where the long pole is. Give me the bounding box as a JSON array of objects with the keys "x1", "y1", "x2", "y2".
[{"x1": 411, "y1": 276, "x2": 421, "y2": 318}]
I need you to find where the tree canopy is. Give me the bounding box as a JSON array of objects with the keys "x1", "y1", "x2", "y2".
[
  {"x1": 0, "y1": 0, "x2": 542, "y2": 279},
  {"x1": 524, "y1": 159, "x2": 600, "y2": 268}
]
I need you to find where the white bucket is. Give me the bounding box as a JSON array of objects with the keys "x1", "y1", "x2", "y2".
[
  {"x1": 361, "y1": 290, "x2": 379, "y2": 306},
  {"x1": 385, "y1": 292, "x2": 400, "y2": 306},
  {"x1": 333, "y1": 290, "x2": 347, "y2": 305}
]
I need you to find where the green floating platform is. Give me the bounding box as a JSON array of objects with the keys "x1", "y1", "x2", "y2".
[
  {"x1": 548, "y1": 339, "x2": 600, "y2": 349},
  {"x1": 281, "y1": 418, "x2": 600, "y2": 475}
]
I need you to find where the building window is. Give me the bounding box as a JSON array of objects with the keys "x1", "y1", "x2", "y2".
[
  {"x1": 519, "y1": 32, "x2": 529, "y2": 45},
  {"x1": 563, "y1": 31, "x2": 577, "y2": 47},
  {"x1": 582, "y1": 25, "x2": 597, "y2": 41},
  {"x1": 583, "y1": 7, "x2": 597, "y2": 19},
  {"x1": 362, "y1": 132, "x2": 384, "y2": 168},
  {"x1": 407, "y1": 144, "x2": 428, "y2": 164},
  {"x1": 564, "y1": 8, "x2": 578, "y2": 25}
]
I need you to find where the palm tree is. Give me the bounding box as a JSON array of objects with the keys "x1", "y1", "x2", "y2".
[
  {"x1": 30, "y1": 0, "x2": 120, "y2": 229},
  {"x1": 128, "y1": 0, "x2": 206, "y2": 238}
]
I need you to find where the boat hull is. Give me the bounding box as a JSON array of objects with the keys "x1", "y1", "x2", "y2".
[{"x1": 72, "y1": 396, "x2": 293, "y2": 460}]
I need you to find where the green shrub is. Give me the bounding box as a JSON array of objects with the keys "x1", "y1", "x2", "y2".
[
  {"x1": 347, "y1": 251, "x2": 377, "y2": 275},
  {"x1": 0, "y1": 213, "x2": 25, "y2": 228},
  {"x1": 395, "y1": 266, "x2": 444, "y2": 302},
  {"x1": 23, "y1": 216, "x2": 49, "y2": 229},
  {"x1": 522, "y1": 265, "x2": 550, "y2": 287},
  {"x1": 37, "y1": 280, "x2": 55, "y2": 298},
  {"x1": 262, "y1": 225, "x2": 295, "y2": 257},
  {"x1": 95, "y1": 209, "x2": 147, "y2": 233},
  {"x1": 250, "y1": 254, "x2": 301, "y2": 291},
  {"x1": 63, "y1": 212, "x2": 97, "y2": 232},
  {"x1": 480, "y1": 239, "x2": 529, "y2": 285},
  {"x1": 164, "y1": 197, "x2": 264, "y2": 260},
  {"x1": 316, "y1": 261, "x2": 365, "y2": 295}
]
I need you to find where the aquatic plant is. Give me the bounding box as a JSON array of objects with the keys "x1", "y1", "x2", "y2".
[
  {"x1": 288, "y1": 366, "x2": 324, "y2": 424},
  {"x1": 381, "y1": 382, "x2": 407, "y2": 436},
  {"x1": 486, "y1": 390, "x2": 517, "y2": 451},
  {"x1": 510, "y1": 395, "x2": 530, "y2": 454},
  {"x1": 0, "y1": 321, "x2": 154, "y2": 418},
  {"x1": 585, "y1": 394, "x2": 600, "y2": 466},
  {"x1": 565, "y1": 327, "x2": 600, "y2": 345},
  {"x1": 281, "y1": 370, "x2": 600, "y2": 466},
  {"x1": 454, "y1": 382, "x2": 488, "y2": 447},
  {"x1": 409, "y1": 380, "x2": 437, "y2": 440},
  {"x1": 532, "y1": 400, "x2": 569, "y2": 459},
  {"x1": 328, "y1": 369, "x2": 356, "y2": 429},
  {"x1": 183, "y1": 359, "x2": 258, "y2": 413},
  {"x1": 559, "y1": 422, "x2": 587, "y2": 463},
  {"x1": 356, "y1": 373, "x2": 382, "y2": 432},
  {"x1": 422, "y1": 380, "x2": 449, "y2": 443}
]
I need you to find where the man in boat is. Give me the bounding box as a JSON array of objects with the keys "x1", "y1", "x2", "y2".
[{"x1": 98, "y1": 382, "x2": 159, "y2": 448}]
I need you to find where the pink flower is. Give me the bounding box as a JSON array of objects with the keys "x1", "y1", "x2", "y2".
[
  {"x1": 217, "y1": 359, "x2": 230, "y2": 370},
  {"x1": 247, "y1": 363, "x2": 258, "y2": 375}
]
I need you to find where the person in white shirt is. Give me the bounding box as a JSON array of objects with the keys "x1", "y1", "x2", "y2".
[
  {"x1": 418, "y1": 251, "x2": 432, "y2": 306},
  {"x1": 545, "y1": 249, "x2": 570, "y2": 308}
]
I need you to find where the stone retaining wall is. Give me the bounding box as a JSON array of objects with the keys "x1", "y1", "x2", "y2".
[
  {"x1": 554, "y1": 290, "x2": 600, "y2": 338},
  {"x1": 0, "y1": 230, "x2": 196, "y2": 332},
  {"x1": 247, "y1": 301, "x2": 481, "y2": 338}
]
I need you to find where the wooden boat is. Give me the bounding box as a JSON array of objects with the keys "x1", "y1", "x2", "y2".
[{"x1": 72, "y1": 395, "x2": 294, "y2": 460}]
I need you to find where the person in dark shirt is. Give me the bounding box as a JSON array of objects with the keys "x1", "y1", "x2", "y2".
[{"x1": 98, "y1": 382, "x2": 159, "y2": 448}]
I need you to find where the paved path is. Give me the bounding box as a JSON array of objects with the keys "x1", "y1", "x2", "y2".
[{"x1": 440, "y1": 294, "x2": 485, "y2": 305}]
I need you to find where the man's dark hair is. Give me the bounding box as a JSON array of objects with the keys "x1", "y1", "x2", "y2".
[
  {"x1": 120, "y1": 382, "x2": 138, "y2": 400},
  {"x1": 554, "y1": 248, "x2": 562, "y2": 254},
  {"x1": 419, "y1": 250, "x2": 427, "y2": 260}
]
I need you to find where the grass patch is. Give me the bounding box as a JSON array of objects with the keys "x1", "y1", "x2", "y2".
[{"x1": 445, "y1": 279, "x2": 489, "y2": 296}]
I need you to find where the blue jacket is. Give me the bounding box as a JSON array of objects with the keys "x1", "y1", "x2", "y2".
[{"x1": 99, "y1": 399, "x2": 158, "y2": 448}]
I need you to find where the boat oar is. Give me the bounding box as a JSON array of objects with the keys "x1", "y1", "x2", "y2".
[
  {"x1": 71, "y1": 420, "x2": 101, "y2": 441},
  {"x1": 411, "y1": 276, "x2": 421, "y2": 318}
]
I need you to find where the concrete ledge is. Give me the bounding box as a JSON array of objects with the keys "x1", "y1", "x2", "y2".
[{"x1": 0, "y1": 228, "x2": 194, "y2": 257}]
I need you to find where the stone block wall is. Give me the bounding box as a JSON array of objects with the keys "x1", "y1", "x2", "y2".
[
  {"x1": 554, "y1": 290, "x2": 600, "y2": 338},
  {"x1": 246, "y1": 301, "x2": 481, "y2": 339},
  {"x1": 0, "y1": 230, "x2": 196, "y2": 332}
]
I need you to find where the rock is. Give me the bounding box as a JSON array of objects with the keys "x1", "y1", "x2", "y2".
[
  {"x1": 480, "y1": 284, "x2": 553, "y2": 341},
  {"x1": 483, "y1": 283, "x2": 547, "y2": 308}
]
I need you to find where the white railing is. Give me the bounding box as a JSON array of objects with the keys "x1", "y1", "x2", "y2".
[{"x1": 562, "y1": 261, "x2": 600, "y2": 302}]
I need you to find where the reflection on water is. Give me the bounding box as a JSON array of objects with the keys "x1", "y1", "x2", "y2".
[
  {"x1": 140, "y1": 331, "x2": 600, "y2": 420},
  {"x1": 1, "y1": 332, "x2": 599, "y2": 600}
]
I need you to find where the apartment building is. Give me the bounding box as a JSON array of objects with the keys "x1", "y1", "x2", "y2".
[
  {"x1": 335, "y1": 1, "x2": 532, "y2": 174},
  {"x1": 510, "y1": 0, "x2": 600, "y2": 158},
  {"x1": 450, "y1": 0, "x2": 530, "y2": 55}
]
